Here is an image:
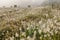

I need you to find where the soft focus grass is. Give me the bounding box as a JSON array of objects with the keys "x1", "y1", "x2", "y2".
[{"x1": 0, "y1": 6, "x2": 60, "y2": 40}]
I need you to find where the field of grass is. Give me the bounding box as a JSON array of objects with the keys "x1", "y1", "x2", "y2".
[{"x1": 0, "y1": 6, "x2": 60, "y2": 40}]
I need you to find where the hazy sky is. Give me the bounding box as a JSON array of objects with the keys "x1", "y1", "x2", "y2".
[{"x1": 0, "y1": 0, "x2": 47, "y2": 7}]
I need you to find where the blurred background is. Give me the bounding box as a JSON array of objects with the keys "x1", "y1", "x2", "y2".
[{"x1": 0, "y1": 0, "x2": 48, "y2": 7}]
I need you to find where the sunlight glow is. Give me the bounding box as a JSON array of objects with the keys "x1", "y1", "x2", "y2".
[{"x1": 0, "y1": 0, "x2": 46, "y2": 7}]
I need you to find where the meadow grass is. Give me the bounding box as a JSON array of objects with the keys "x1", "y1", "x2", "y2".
[{"x1": 0, "y1": 6, "x2": 60, "y2": 40}]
